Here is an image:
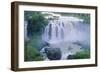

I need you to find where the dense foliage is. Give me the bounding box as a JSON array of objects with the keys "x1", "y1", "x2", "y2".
[
  {"x1": 56, "y1": 12, "x2": 90, "y2": 24},
  {"x1": 67, "y1": 50, "x2": 90, "y2": 59},
  {"x1": 24, "y1": 11, "x2": 48, "y2": 37},
  {"x1": 24, "y1": 11, "x2": 48, "y2": 61},
  {"x1": 24, "y1": 45, "x2": 43, "y2": 61}
]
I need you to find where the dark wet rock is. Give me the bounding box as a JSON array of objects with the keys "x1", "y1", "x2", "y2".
[
  {"x1": 39, "y1": 42, "x2": 50, "y2": 50},
  {"x1": 45, "y1": 47, "x2": 62, "y2": 60},
  {"x1": 67, "y1": 55, "x2": 74, "y2": 59}
]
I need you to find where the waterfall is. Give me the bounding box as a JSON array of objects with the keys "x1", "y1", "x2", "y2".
[
  {"x1": 24, "y1": 21, "x2": 28, "y2": 41},
  {"x1": 42, "y1": 16, "x2": 80, "y2": 44},
  {"x1": 41, "y1": 16, "x2": 90, "y2": 60},
  {"x1": 24, "y1": 21, "x2": 29, "y2": 41}
]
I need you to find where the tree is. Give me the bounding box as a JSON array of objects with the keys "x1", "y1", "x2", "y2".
[{"x1": 24, "y1": 11, "x2": 48, "y2": 37}]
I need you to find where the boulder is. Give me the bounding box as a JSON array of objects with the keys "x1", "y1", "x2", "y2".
[{"x1": 45, "y1": 47, "x2": 62, "y2": 60}]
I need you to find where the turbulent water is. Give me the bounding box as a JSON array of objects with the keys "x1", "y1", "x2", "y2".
[
  {"x1": 41, "y1": 16, "x2": 90, "y2": 60},
  {"x1": 42, "y1": 16, "x2": 90, "y2": 45}
]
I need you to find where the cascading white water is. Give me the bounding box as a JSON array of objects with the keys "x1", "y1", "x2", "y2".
[
  {"x1": 24, "y1": 21, "x2": 28, "y2": 41},
  {"x1": 42, "y1": 16, "x2": 82, "y2": 44}
]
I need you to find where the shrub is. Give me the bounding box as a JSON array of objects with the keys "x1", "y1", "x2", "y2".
[
  {"x1": 67, "y1": 50, "x2": 90, "y2": 59},
  {"x1": 24, "y1": 46, "x2": 43, "y2": 61}
]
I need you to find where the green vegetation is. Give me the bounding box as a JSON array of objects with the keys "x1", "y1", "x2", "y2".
[
  {"x1": 73, "y1": 13, "x2": 90, "y2": 24},
  {"x1": 55, "y1": 12, "x2": 90, "y2": 24},
  {"x1": 24, "y1": 45, "x2": 43, "y2": 61},
  {"x1": 71, "y1": 50, "x2": 90, "y2": 59},
  {"x1": 24, "y1": 34, "x2": 45, "y2": 61},
  {"x1": 24, "y1": 11, "x2": 48, "y2": 61},
  {"x1": 24, "y1": 11, "x2": 48, "y2": 37}
]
